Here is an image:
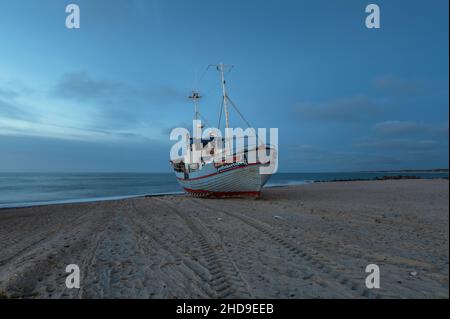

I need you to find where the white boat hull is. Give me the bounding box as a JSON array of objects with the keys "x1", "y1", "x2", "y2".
[{"x1": 175, "y1": 162, "x2": 272, "y2": 198}]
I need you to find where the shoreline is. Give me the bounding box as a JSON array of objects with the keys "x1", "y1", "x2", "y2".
[
  {"x1": 0, "y1": 179, "x2": 448, "y2": 299},
  {"x1": 0, "y1": 182, "x2": 314, "y2": 210},
  {"x1": 0, "y1": 192, "x2": 185, "y2": 210},
  {"x1": 1, "y1": 176, "x2": 447, "y2": 210}
]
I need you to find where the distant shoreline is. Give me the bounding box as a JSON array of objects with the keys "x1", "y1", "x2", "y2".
[{"x1": 316, "y1": 175, "x2": 449, "y2": 183}]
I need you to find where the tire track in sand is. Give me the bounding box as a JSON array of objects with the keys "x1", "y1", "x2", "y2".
[
  {"x1": 129, "y1": 200, "x2": 215, "y2": 298},
  {"x1": 76, "y1": 216, "x2": 111, "y2": 299},
  {"x1": 0, "y1": 212, "x2": 89, "y2": 268},
  {"x1": 189, "y1": 198, "x2": 380, "y2": 299},
  {"x1": 153, "y1": 198, "x2": 254, "y2": 299}
]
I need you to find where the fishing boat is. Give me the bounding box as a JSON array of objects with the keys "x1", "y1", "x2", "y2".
[{"x1": 170, "y1": 64, "x2": 277, "y2": 198}]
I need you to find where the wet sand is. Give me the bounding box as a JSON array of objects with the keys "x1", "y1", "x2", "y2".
[{"x1": 0, "y1": 179, "x2": 448, "y2": 299}]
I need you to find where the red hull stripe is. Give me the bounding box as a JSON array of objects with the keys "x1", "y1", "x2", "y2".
[
  {"x1": 177, "y1": 162, "x2": 262, "y2": 181},
  {"x1": 184, "y1": 187, "x2": 260, "y2": 197}
]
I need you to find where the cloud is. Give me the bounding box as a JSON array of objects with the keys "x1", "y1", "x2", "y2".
[
  {"x1": 283, "y1": 144, "x2": 348, "y2": 171},
  {"x1": 374, "y1": 120, "x2": 425, "y2": 136},
  {"x1": 0, "y1": 79, "x2": 34, "y2": 98},
  {"x1": 374, "y1": 75, "x2": 426, "y2": 96},
  {"x1": 352, "y1": 137, "x2": 448, "y2": 170},
  {"x1": 0, "y1": 134, "x2": 171, "y2": 173},
  {"x1": 0, "y1": 79, "x2": 37, "y2": 120},
  {"x1": 53, "y1": 71, "x2": 122, "y2": 101},
  {"x1": 51, "y1": 71, "x2": 186, "y2": 130},
  {"x1": 288, "y1": 72, "x2": 448, "y2": 170},
  {"x1": 294, "y1": 95, "x2": 381, "y2": 123},
  {"x1": 151, "y1": 85, "x2": 186, "y2": 104},
  {"x1": 1, "y1": 73, "x2": 184, "y2": 142},
  {"x1": 53, "y1": 71, "x2": 185, "y2": 104},
  {"x1": 373, "y1": 120, "x2": 449, "y2": 138},
  {"x1": 283, "y1": 138, "x2": 448, "y2": 172},
  {"x1": 372, "y1": 121, "x2": 449, "y2": 145},
  {"x1": 282, "y1": 143, "x2": 406, "y2": 172},
  {"x1": 355, "y1": 138, "x2": 440, "y2": 151},
  {"x1": 293, "y1": 74, "x2": 432, "y2": 124},
  {"x1": 282, "y1": 118, "x2": 449, "y2": 171},
  {"x1": 0, "y1": 78, "x2": 153, "y2": 142},
  {"x1": 0, "y1": 116, "x2": 153, "y2": 143},
  {"x1": 0, "y1": 88, "x2": 19, "y2": 99},
  {"x1": 356, "y1": 120, "x2": 448, "y2": 154},
  {"x1": 0, "y1": 98, "x2": 34, "y2": 121}
]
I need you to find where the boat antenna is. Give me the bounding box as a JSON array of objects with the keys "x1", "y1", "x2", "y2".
[{"x1": 188, "y1": 90, "x2": 201, "y2": 121}]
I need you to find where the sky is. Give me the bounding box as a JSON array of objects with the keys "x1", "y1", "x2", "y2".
[{"x1": 0, "y1": 0, "x2": 448, "y2": 172}]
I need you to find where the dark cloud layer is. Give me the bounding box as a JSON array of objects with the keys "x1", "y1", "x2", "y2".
[
  {"x1": 287, "y1": 71, "x2": 448, "y2": 171},
  {"x1": 53, "y1": 71, "x2": 121, "y2": 101},
  {"x1": 51, "y1": 71, "x2": 186, "y2": 130},
  {"x1": 283, "y1": 139, "x2": 448, "y2": 172},
  {"x1": 53, "y1": 71, "x2": 185, "y2": 104}
]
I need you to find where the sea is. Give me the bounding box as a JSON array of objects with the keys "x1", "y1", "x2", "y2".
[{"x1": 0, "y1": 171, "x2": 447, "y2": 209}]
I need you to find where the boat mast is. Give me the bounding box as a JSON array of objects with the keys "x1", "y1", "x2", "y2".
[
  {"x1": 218, "y1": 63, "x2": 230, "y2": 129},
  {"x1": 212, "y1": 63, "x2": 233, "y2": 155},
  {"x1": 210, "y1": 63, "x2": 233, "y2": 128}
]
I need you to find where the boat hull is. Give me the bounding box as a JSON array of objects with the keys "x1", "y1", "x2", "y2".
[{"x1": 175, "y1": 162, "x2": 271, "y2": 198}]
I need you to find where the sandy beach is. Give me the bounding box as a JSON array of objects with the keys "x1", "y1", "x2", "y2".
[{"x1": 0, "y1": 179, "x2": 448, "y2": 299}]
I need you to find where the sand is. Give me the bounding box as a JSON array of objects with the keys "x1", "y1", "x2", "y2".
[{"x1": 0, "y1": 179, "x2": 448, "y2": 299}]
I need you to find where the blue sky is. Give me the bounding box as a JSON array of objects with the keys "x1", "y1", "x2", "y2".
[{"x1": 0, "y1": 0, "x2": 448, "y2": 172}]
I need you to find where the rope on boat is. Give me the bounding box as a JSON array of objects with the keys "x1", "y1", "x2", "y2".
[{"x1": 225, "y1": 94, "x2": 252, "y2": 128}]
